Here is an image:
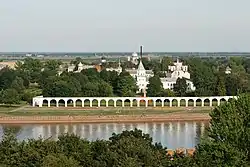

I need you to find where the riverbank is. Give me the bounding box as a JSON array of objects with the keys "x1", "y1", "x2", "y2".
[{"x1": 0, "y1": 113, "x2": 210, "y2": 124}]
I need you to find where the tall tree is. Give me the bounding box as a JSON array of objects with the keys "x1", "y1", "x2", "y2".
[
  {"x1": 173, "y1": 78, "x2": 187, "y2": 97},
  {"x1": 195, "y1": 95, "x2": 250, "y2": 166},
  {"x1": 11, "y1": 77, "x2": 25, "y2": 93},
  {"x1": 115, "y1": 76, "x2": 137, "y2": 97},
  {"x1": 0, "y1": 89, "x2": 20, "y2": 105},
  {"x1": 147, "y1": 75, "x2": 163, "y2": 96},
  {"x1": 215, "y1": 75, "x2": 226, "y2": 96},
  {"x1": 0, "y1": 67, "x2": 16, "y2": 90},
  {"x1": 98, "y1": 81, "x2": 113, "y2": 97}
]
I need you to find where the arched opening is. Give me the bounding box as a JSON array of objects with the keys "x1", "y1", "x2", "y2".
[
  {"x1": 204, "y1": 99, "x2": 210, "y2": 106},
  {"x1": 155, "y1": 99, "x2": 162, "y2": 107},
  {"x1": 148, "y1": 99, "x2": 154, "y2": 107},
  {"x1": 100, "y1": 99, "x2": 106, "y2": 107},
  {"x1": 50, "y1": 99, "x2": 57, "y2": 107},
  {"x1": 84, "y1": 99, "x2": 90, "y2": 107},
  {"x1": 172, "y1": 99, "x2": 178, "y2": 107},
  {"x1": 188, "y1": 99, "x2": 194, "y2": 107},
  {"x1": 220, "y1": 98, "x2": 226, "y2": 105},
  {"x1": 139, "y1": 99, "x2": 146, "y2": 107},
  {"x1": 116, "y1": 99, "x2": 122, "y2": 107},
  {"x1": 124, "y1": 99, "x2": 131, "y2": 107},
  {"x1": 67, "y1": 99, "x2": 74, "y2": 107},
  {"x1": 75, "y1": 99, "x2": 82, "y2": 107},
  {"x1": 92, "y1": 99, "x2": 98, "y2": 107},
  {"x1": 196, "y1": 99, "x2": 202, "y2": 106},
  {"x1": 132, "y1": 99, "x2": 137, "y2": 107},
  {"x1": 212, "y1": 99, "x2": 218, "y2": 106},
  {"x1": 42, "y1": 99, "x2": 48, "y2": 107},
  {"x1": 180, "y1": 99, "x2": 186, "y2": 107},
  {"x1": 164, "y1": 99, "x2": 170, "y2": 107},
  {"x1": 108, "y1": 99, "x2": 114, "y2": 107},
  {"x1": 58, "y1": 99, "x2": 65, "y2": 107}
]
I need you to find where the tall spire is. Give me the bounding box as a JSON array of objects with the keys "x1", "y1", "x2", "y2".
[
  {"x1": 118, "y1": 57, "x2": 121, "y2": 68},
  {"x1": 140, "y1": 45, "x2": 143, "y2": 59},
  {"x1": 138, "y1": 61, "x2": 145, "y2": 71}
]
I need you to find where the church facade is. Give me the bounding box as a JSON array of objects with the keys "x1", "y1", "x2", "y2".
[{"x1": 126, "y1": 59, "x2": 196, "y2": 93}]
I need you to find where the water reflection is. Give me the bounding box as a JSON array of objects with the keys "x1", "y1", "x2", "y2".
[{"x1": 0, "y1": 122, "x2": 208, "y2": 149}]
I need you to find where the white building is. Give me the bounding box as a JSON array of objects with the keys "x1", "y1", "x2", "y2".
[
  {"x1": 126, "y1": 61, "x2": 154, "y2": 93},
  {"x1": 225, "y1": 66, "x2": 231, "y2": 74},
  {"x1": 127, "y1": 52, "x2": 139, "y2": 65},
  {"x1": 126, "y1": 59, "x2": 196, "y2": 93},
  {"x1": 160, "y1": 59, "x2": 195, "y2": 91},
  {"x1": 67, "y1": 62, "x2": 95, "y2": 73},
  {"x1": 106, "y1": 59, "x2": 122, "y2": 74}
]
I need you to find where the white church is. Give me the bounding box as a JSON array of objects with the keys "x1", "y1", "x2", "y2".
[{"x1": 126, "y1": 58, "x2": 196, "y2": 93}]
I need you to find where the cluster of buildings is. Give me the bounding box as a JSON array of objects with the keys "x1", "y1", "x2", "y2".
[
  {"x1": 125, "y1": 58, "x2": 195, "y2": 93},
  {"x1": 67, "y1": 52, "x2": 196, "y2": 94}
]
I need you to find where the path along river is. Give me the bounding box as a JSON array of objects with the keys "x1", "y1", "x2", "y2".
[{"x1": 0, "y1": 121, "x2": 208, "y2": 149}]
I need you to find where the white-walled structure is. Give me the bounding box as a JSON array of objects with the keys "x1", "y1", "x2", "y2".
[
  {"x1": 33, "y1": 96, "x2": 237, "y2": 108},
  {"x1": 168, "y1": 59, "x2": 190, "y2": 79},
  {"x1": 106, "y1": 59, "x2": 122, "y2": 74},
  {"x1": 67, "y1": 63, "x2": 95, "y2": 73},
  {"x1": 126, "y1": 61, "x2": 154, "y2": 93},
  {"x1": 127, "y1": 52, "x2": 139, "y2": 65},
  {"x1": 126, "y1": 59, "x2": 195, "y2": 92},
  {"x1": 160, "y1": 59, "x2": 195, "y2": 91},
  {"x1": 225, "y1": 66, "x2": 232, "y2": 74}
]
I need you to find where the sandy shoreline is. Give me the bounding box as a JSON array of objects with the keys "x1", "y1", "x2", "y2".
[{"x1": 0, "y1": 113, "x2": 210, "y2": 124}]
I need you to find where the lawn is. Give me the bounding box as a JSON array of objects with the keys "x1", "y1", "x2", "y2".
[{"x1": 0, "y1": 105, "x2": 212, "y2": 116}]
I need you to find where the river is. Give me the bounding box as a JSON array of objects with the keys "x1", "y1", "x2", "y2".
[{"x1": 0, "y1": 121, "x2": 208, "y2": 149}]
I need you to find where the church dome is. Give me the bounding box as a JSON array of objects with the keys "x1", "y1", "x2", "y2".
[
  {"x1": 78, "y1": 62, "x2": 83, "y2": 67},
  {"x1": 132, "y1": 52, "x2": 138, "y2": 57}
]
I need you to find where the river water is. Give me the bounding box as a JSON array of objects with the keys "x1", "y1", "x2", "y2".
[{"x1": 0, "y1": 121, "x2": 208, "y2": 149}]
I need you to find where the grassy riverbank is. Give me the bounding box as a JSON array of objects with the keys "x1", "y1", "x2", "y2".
[{"x1": 0, "y1": 105, "x2": 212, "y2": 116}]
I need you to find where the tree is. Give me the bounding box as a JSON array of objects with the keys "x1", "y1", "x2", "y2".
[
  {"x1": 98, "y1": 81, "x2": 113, "y2": 97},
  {"x1": 0, "y1": 67, "x2": 16, "y2": 90},
  {"x1": 115, "y1": 76, "x2": 137, "y2": 97},
  {"x1": 109, "y1": 129, "x2": 169, "y2": 167},
  {"x1": 160, "y1": 57, "x2": 172, "y2": 71},
  {"x1": 215, "y1": 75, "x2": 226, "y2": 96},
  {"x1": 44, "y1": 60, "x2": 62, "y2": 71},
  {"x1": 11, "y1": 77, "x2": 25, "y2": 93},
  {"x1": 82, "y1": 82, "x2": 99, "y2": 97},
  {"x1": 42, "y1": 154, "x2": 80, "y2": 167},
  {"x1": 147, "y1": 75, "x2": 163, "y2": 96},
  {"x1": 173, "y1": 78, "x2": 187, "y2": 96},
  {"x1": 43, "y1": 80, "x2": 80, "y2": 97},
  {"x1": 0, "y1": 89, "x2": 20, "y2": 105},
  {"x1": 195, "y1": 95, "x2": 250, "y2": 166},
  {"x1": 160, "y1": 89, "x2": 175, "y2": 97}
]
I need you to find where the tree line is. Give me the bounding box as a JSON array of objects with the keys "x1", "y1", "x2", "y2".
[
  {"x1": 1, "y1": 56, "x2": 250, "y2": 105},
  {"x1": 0, "y1": 95, "x2": 249, "y2": 166}
]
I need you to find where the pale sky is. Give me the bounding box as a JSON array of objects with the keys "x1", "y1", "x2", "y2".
[{"x1": 0, "y1": 0, "x2": 250, "y2": 52}]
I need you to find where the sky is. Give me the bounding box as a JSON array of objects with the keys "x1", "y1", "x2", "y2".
[{"x1": 0, "y1": 0, "x2": 250, "y2": 52}]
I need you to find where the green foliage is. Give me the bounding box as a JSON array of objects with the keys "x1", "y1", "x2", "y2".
[
  {"x1": 0, "y1": 67, "x2": 16, "y2": 90},
  {"x1": 0, "y1": 89, "x2": 20, "y2": 105},
  {"x1": 147, "y1": 75, "x2": 163, "y2": 96},
  {"x1": 195, "y1": 95, "x2": 250, "y2": 166},
  {"x1": 42, "y1": 154, "x2": 80, "y2": 167},
  {"x1": 215, "y1": 75, "x2": 226, "y2": 96},
  {"x1": 44, "y1": 60, "x2": 62, "y2": 71},
  {"x1": 115, "y1": 75, "x2": 137, "y2": 97},
  {"x1": 173, "y1": 78, "x2": 187, "y2": 97},
  {"x1": 11, "y1": 77, "x2": 25, "y2": 93}
]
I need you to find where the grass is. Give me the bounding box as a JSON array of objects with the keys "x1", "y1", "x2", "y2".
[{"x1": 0, "y1": 105, "x2": 212, "y2": 116}]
